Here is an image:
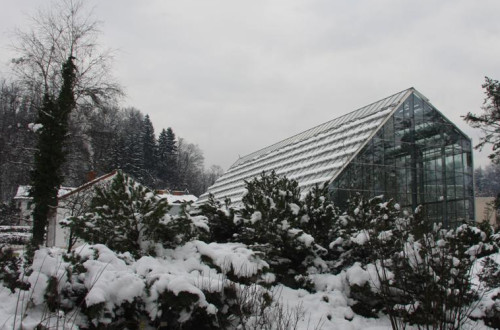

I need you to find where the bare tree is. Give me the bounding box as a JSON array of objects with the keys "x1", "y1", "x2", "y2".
[
  {"x1": 9, "y1": 0, "x2": 123, "y2": 189},
  {"x1": 201, "y1": 164, "x2": 224, "y2": 193},
  {"x1": 11, "y1": 0, "x2": 122, "y2": 106},
  {"x1": 0, "y1": 79, "x2": 37, "y2": 202},
  {"x1": 177, "y1": 138, "x2": 205, "y2": 195}
]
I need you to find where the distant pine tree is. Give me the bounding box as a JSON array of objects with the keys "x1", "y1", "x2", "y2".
[
  {"x1": 157, "y1": 127, "x2": 178, "y2": 189},
  {"x1": 124, "y1": 132, "x2": 144, "y2": 181},
  {"x1": 141, "y1": 115, "x2": 157, "y2": 187},
  {"x1": 109, "y1": 135, "x2": 126, "y2": 172},
  {"x1": 157, "y1": 129, "x2": 169, "y2": 188},
  {"x1": 30, "y1": 56, "x2": 76, "y2": 248},
  {"x1": 165, "y1": 127, "x2": 178, "y2": 188}
]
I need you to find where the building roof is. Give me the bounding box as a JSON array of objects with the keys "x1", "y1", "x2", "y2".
[
  {"x1": 157, "y1": 193, "x2": 198, "y2": 204},
  {"x1": 58, "y1": 170, "x2": 118, "y2": 200},
  {"x1": 14, "y1": 185, "x2": 75, "y2": 200},
  {"x1": 199, "y1": 88, "x2": 417, "y2": 204}
]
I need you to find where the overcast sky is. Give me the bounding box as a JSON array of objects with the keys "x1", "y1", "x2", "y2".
[{"x1": 1, "y1": 0, "x2": 500, "y2": 170}]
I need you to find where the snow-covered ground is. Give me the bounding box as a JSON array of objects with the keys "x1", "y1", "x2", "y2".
[{"x1": 0, "y1": 242, "x2": 495, "y2": 329}]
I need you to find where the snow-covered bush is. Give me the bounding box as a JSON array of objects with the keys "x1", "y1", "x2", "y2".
[
  {"x1": 336, "y1": 195, "x2": 500, "y2": 329},
  {"x1": 0, "y1": 242, "x2": 284, "y2": 329},
  {"x1": 62, "y1": 171, "x2": 208, "y2": 257},
  {"x1": 331, "y1": 194, "x2": 407, "y2": 272},
  {"x1": 474, "y1": 234, "x2": 500, "y2": 329},
  {"x1": 389, "y1": 220, "x2": 496, "y2": 328},
  {"x1": 0, "y1": 245, "x2": 29, "y2": 292},
  {"x1": 198, "y1": 194, "x2": 240, "y2": 243},
  {"x1": 165, "y1": 201, "x2": 210, "y2": 248},
  {"x1": 331, "y1": 194, "x2": 408, "y2": 318},
  {"x1": 61, "y1": 171, "x2": 169, "y2": 257},
  {"x1": 235, "y1": 171, "x2": 331, "y2": 289}
]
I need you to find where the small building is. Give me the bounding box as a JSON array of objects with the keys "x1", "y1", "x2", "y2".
[
  {"x1": 13, "y1": 185, "x2": 74, "y2": 226},
  {"x1": 200, "y1": 88, "x2": 474, "y2": 227},
  {"x1": 46, "y1": 171, "x2": 118, "y2": 248},
  {"x1": 156, "y1": 190, "x2": 198, "y2": 215},
  {"x1": 46, "y1": 172, "x2": 196, "y2": 248},
  {"x1": 475, "y1": 197, "x2": 499, "y2": 228}
]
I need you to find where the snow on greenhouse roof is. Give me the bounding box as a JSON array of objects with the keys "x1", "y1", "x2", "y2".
[{"x1": 199, "y1": 88, "x2": 415, "y2": 204}]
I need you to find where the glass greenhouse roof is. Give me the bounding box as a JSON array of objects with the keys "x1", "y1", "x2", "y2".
[{"x1": 199, "y1": 88, "x2": 416, "y2": 204}]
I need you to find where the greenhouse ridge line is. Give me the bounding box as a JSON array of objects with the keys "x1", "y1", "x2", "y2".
[{"x1": 231, "y1": 87, "x2": 415, "y2": 168}]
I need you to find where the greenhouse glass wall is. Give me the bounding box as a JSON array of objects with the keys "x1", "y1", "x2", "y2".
[
  {"x1": 330, "y1": 93, "x2": 474, "y2": 227},
  {"x1": 200, "y1": 88, "x2": 474, "y2": 228}
]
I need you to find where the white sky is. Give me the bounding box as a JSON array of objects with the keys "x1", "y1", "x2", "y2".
[{"x1": 1, "y1": 0, "x2": 500, "y2": 170}]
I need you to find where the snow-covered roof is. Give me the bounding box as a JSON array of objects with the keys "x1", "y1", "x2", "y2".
[
  {"x1": 14, "y1": 185, "x2": 75, "y2": 200},
  {"x1": 199, "y1": 88, "x2": 415, "y2": 204},
  {"x1": 158, "y1": 193, "x2": 198, "y2": 204},
  {"x1": 58, "y1": 170, "x2": 118, "y2": 200}
]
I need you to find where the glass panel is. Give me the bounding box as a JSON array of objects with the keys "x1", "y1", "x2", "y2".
[{"x1": 330, "y1": 92, "x2": 474, "y2": 227}]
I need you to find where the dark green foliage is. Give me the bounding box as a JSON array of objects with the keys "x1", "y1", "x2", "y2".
[
  {"x1": 165, "y1": 127, "x2": 178, "y2": 185},
  {"x1": 333, "y1": 194, "x2": 407, "y2": 272},
  {"x1": 160, "y1": 202, "x2": 210, "y2": 249},
  {"x1": 58, "y1": 247, "x2": 145, "y2": 328},
  {"x1": 0, "y1": 245, "x2": 29, "y2": 292},
  {"x1": 301, "y1": 184, "x2": 340, "y2": 249},
  {"x1": 199, "y1": 194, "x2": 239, "y2": 243},
  {"x1": 59, "y1": 252, "x2": 89, "y2": 311},
  {"x1": 80, "y1": 298, "x2": 145, "y2": 330},
  {"x1": 0, "y1": 202, "x2": 20, "y2": 225},
  {"x1": 44, "y1": 276, "x2": 60, "y2": 312},
  {"x1": 335, "y1": 195, "x2": 411, "y2": 319},
  {"x1": 480, "y1": 255, "x2": 500, "y2": 291},
  {"x1": 142, "y1": 114, "x2": 158, "y2": 187},
  {"x1": 110, "y1": 132, "x2": 146, "y2": 182},
  {"x1": 198, "y1": 172, "x2": 340, "y2": 289},
  {"x1": 155, "y1": 290, "x2": 216, "y2": 330},
  {"x1": 349, "y1": 283, "x2": 384, "y2": 318},
  {"x1": 465, "y1": 77, "x2": 500, "y2": 163},
  {"x1": 124, "y1": 131, "x2": 145, "y2": 181},
  {"x1": 157, "y1": 127, "x2": 179, "y2": 189},
  {"x1": 338, "y1": 195, "x2": 499, "y2": 329},
  {"x1": 477, "y1": 245, "x2": 500, "y2": 329},
  {"x1": 157, "y1": 128, "x2": 169, "y2": 188},
  {"x1": 237, "y1": 171, "x2": 328, "y2": 288},
  {"x1": 390, "y1": 221, "x2": 496, "y2": 328},
  {"x1": 30, "y1": 56, "x2": 76, "y2": 247},
  {"x1": 51, "y1": 245, "x2": 274, "y2": 329},
  {"x1": 62, "y1": 170, "x2": 170, "y2": 257}
]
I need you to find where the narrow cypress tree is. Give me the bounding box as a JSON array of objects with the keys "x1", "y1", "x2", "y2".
[{"x1": 30, "y1": 56, "x2": 76, "y2": 247}]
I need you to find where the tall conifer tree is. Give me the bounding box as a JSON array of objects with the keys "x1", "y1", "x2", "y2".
[
  {"x1": 166, "y1": 127, "x2": 179, "y2": 188},
  {"x1": 30, "y1": 56, "x2": 76, "y2": 247},
  {"x1": 157, "y1": 129, "x2": 169, "y2": 188},
  {"x1": 141, "y1": 115, "x2": 157, "y2": 187},
  {"x1": 165, "y1": 127, "x2": 178, "y2": 188},
  {"x1": 157, "y1": 127, "x2": 178, "y2": 189}
]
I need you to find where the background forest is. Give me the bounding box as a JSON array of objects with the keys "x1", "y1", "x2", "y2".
[{"x1": 0, "y1": 1, "x2": 223, "y2": 203}]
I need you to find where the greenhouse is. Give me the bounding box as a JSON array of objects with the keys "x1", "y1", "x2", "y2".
[{"x1": 199, "y1": 88, "x2": 474, "y2": 227}]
